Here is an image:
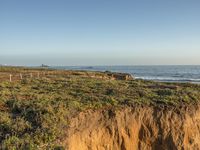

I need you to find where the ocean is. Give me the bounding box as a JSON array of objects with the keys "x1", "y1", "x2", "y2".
[{"x1": 52, "y1": 66, "x2": 200, "y2": 83}]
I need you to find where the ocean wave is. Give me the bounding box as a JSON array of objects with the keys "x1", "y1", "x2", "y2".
[{"x1": 135, "y1": 76, "x2": 200, "y2": 83}]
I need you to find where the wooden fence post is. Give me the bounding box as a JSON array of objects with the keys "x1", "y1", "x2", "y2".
[
  {"x1": 37, "y1": 72, "x2": 39, "y2": 78},
  {"x1": 30, "y1": 73, "x2": 33, "y2": 78},
  {"x1": 10, "y1": 74, "x2": 12, "y2": 82},
  {"x1": 20, "y1": 73, "x2": 23, "y2": 80}
]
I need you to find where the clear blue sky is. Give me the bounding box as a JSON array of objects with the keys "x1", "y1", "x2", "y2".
[{"x1": 0, "y1": 0, "x2": 200, "y2": 66}]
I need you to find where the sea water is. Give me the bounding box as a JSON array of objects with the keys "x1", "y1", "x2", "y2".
[{"x1": 53, "y1": 66, "x2": 200, "y2": 83}]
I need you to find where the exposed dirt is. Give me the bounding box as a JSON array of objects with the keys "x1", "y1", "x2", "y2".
[{"x1": 65, "y1": 105, "x2": 200, "y2": 150}]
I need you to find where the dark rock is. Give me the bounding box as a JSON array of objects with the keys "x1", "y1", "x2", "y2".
[{"x1": 105, "y1": 71, "x2": 134, "y2": 80}]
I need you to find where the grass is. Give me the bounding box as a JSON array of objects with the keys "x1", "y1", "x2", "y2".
[{"x1": 0, "y1": 67, "x2": 200, "y2": 149}]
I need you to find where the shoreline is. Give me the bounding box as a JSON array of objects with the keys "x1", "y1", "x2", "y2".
[
  {"x1": 1, "y1": 65, "x2": 200, "y2": 84},
  {"x1": 1, "y1": 66, "x2": 200, "y2": 149}
]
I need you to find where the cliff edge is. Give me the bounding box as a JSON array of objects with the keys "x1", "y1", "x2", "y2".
[
  {"x1": 66, "y1": 105, "x2": 200, "y2": 150},
  {"x1": 1, "y1": 67, "x2": 200, "y2": 149}
]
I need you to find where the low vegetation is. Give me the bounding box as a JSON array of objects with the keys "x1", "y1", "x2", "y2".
[{"x1": 0, "y1": 67, "x2": 200, "y2": 149}]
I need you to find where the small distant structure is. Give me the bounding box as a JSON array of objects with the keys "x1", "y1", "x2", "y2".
[
  {"x1": 40, "y1": 64, "x2": 49, "y2": 68},
  {"x1": 0, "y1": 64, "x2": 8, "y2": 66}
]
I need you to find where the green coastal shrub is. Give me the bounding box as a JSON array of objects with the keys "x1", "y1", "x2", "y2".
[
  {"x1": 1, "y1": 68, "x2": 200, "y2": 149},
  {"x1": 157, "y1": 89, "x2": 173, "y2": 96}
]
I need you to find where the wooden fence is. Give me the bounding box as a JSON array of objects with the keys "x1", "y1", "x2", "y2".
[{"x1": 0, "y1": 71, "x2": 63, "y2": 82}]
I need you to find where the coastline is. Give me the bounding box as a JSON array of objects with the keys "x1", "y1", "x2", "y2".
[
  {"x1": 1, "y1": 66, "x2": 200, "y2": 149},
  {"x1": 50, "y1": 65, "x2": 200, "y2": 84}
]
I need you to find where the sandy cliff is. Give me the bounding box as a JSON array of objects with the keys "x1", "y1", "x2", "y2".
[{"x1": 65, "y1": 105, "x2": 200, "y2": 150}]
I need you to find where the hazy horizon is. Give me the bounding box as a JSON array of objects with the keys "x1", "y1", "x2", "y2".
[{"x1": 1, "y1": 0, "x2": 200, "y2": 66}]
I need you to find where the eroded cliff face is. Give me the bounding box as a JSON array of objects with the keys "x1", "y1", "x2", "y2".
[{"x1": 65, "y1": 105, "x2": 200, "y2": 150}]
